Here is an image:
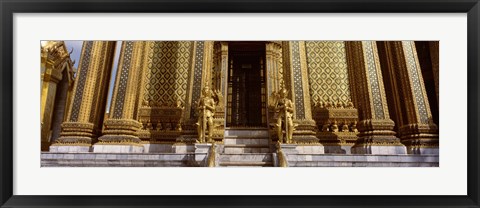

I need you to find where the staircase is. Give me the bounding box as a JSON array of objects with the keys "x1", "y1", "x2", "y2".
[{"x1": 219, "y1": 129, "x2": 274, "y2": 167}]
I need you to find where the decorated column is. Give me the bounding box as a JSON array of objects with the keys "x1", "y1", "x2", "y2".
[
  {"x1": 219, "y1": 42, "x2": 229, "y2": 97},
  {"x1": 50, "y1": 41, "x2": 116, "y2": 152},
  {"x1": 93, "y1": 41, "x2": 145, "y2": 153},
  {"x1": 384, "y1": 41, "x2": 439, "y2": 154},
  {"x1": 266, "y1": 42, "x2": 285, "y2": 139},
  {"x1": 208, "y1": 41, "x2": 226, "y2": 143},
  {"x1": 266, "y1": 42, "x2": 283, "y2": 96},
  {"x1": 180, "y1": 41, "x2": 224, "y2": 146},
  {"x1": 345, "y1": 41, "x2": 406, "y2": 154},
  {"x1": 203, "y1": 41, "x2": 215, "y2": 87},
  {"x1": 282, "y1": 41, "x2": 319, "y2": 144}
]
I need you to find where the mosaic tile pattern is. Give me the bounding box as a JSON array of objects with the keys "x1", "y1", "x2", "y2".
[
  {"x1": 112, "y1": 41, "x2": 134, "y2": 119},
  {"x1": 306, "y1": 41, "x2": 351, "y2": 105},
  {"x1": 143, "y1": 41, "x2": 193, "y2": 107},
  {"x1": 403, "y1": 41, "x2": 429, "y2": 123},
  {"x1": 190, "y1": 41, "x2": 205, "y2": 118},
  {"x1": 70, "y1": 41, "x2": 93, "y2": 122},
  {"x1": 291, "y1": 41, "x2": 305, "y2": 119},
  {"x1": 363, "y1": 41, "x2": 385, "y2": 119},
  {"x1": 89, "y1": 42, "x2": 108, "y2": 122}
]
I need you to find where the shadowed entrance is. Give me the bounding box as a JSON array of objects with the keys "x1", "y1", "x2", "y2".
[{"x1": 226, "y1": 42, "x2": 267, "y2": 128}]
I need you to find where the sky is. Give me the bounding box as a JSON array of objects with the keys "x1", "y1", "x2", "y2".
[{"x1": 63, "y1": 41, "x2": 122, "y2": 112}]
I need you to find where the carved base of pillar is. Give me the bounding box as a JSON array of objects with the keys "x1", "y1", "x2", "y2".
[
  {"x1": 292, "y1": 119, "x2": 319, "y2": 144},
  {"x1": 402, "y1": 138, "x2": 439, "y2": 155},
  {"x1": 92, "y1": 144, "x2": 144, "y2": 153},
  {"x1": 97, "y1": 134, "x2": 142, "y2": 143},
  {"x1": 100, "y1": 119, "x2": 142, "y2": 141},
  {"x1": 53, "y1": 122, "x2": 95, "y2": 148},
  {"x1": 95, "y1": 119, "x2": 143, "y2": 153},
  {"x1": 51, "y1": 135, "x2": 94, "y2": 153},
  {"x1": 94, "y1": 134, "x2": 143, "y2": 153},
  {"x1": 400, "y1": 123, "x2": 439, "y2": 155},
  {"x1": 352, "y1": 119, "x2": 407, "y2": 155}
]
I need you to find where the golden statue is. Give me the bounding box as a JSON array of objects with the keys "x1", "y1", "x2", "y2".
[
  {"x1": 275, "y1": 88, "x2": 294, "y2": 144},
  {"x1": 196, "y1": 86, "x2": 216, "y2": 143}
]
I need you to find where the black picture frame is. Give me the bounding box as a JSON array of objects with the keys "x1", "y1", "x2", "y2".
[{"x1": 1, "y1": 0, "x2": 479, "y2": 207}]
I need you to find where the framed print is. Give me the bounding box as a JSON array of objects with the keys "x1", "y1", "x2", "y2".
[{"x1": 1, "y1": 0, "x2": 479, "y2": 207}]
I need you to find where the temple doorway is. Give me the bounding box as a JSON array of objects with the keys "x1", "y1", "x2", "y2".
[{"x1": 226, "y1": 42, "x2": 267, "y2": 128}]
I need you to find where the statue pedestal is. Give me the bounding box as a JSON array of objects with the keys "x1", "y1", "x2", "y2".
[
  {"x1": 194, "y1": 143, "x2": 212, "y2": 166},
  {"x1": 49, "y1": 145, "x2": 91, "y2": 153}
]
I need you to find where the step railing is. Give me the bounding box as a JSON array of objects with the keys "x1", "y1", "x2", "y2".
[
  {"x1": 275, "y1": 142, "x2": 288, "y2": 167},
  {"x1": 206, "y1": 143, "x2": 217, "y2": 167}
]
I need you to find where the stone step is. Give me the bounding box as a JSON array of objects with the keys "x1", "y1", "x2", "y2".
[
  {"x1": 224, "y1": 129, "x2": 269, "y2": 137},
  {"x1": 224, "y1": 137, "x2": 270, "y2": 145},
  {"x1": 219, "y1": 153, "x2": 273, "y2": 162},
  {"x1": 223, "y1": 145, "x2": 271, "y2": 154},
  {"x1": 219, "y1": 161, "x2": 273, "y2": 167}
]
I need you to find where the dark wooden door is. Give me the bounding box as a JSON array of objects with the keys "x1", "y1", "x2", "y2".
[{"x1": 227, "y1": 42, "x2": 266, "y2": 127}]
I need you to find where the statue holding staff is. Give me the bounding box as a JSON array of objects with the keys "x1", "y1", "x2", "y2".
[
  {"x1": 275, "y1": 88, "x2": 295, "y2": 144},
  {"x1": 196, "y1": 86, "x2": 216, "y2": 143}
]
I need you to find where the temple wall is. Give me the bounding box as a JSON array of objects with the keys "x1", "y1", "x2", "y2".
[
  {"x1": 305, "y1": 41, "x2": 352, "y2": 105},
  {"x1": 142, "y1": 41, "x2": 193, "y2": 106},
  {"x1": 45, "y1": 40, "x2": 439, "y2": 160},
  {"x1": 304, "y1": 41, "x2": 359, "y2": 153}
]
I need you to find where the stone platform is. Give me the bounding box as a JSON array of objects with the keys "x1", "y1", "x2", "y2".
[{"x1": 41, "y1": 152, "x2": 438, "y2": 167}]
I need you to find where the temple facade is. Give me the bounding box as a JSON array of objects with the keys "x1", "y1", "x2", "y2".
[{"x1": 41, "y1": 41, "x2": 439, "y2": 167}]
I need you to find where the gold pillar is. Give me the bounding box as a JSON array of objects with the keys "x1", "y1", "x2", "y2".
[
  {"x1": 51, "y1": 41, "x2": 116, "y2": 152},
  {"x1": 203, "y1": 41, "x2": 215, "y2": 88},
  {"x1": 186, "y1": 41, "x2": 206, "y2": 121},
  {"x1": 210, "y1": 41, "x2": 226, "y2": 142},
  {"x1": 220, "y1": 42, "x2": 229, "y2": 97},
  {"x1": 267, "y1": 42, "x2": 285, "y2": 140},
  {"x1": 212, "y1": 41, "x2": 229, "y2": 99},
  {"x1": 282, "y1": 41, "x2": 318, "y2": 143},
  {"x1": 345, "y1": 41, "x2": 406, "y2": 154},
  {"x1": 94, "y1": 41, "x2": 144, "y2": 152},
  {"x1": 266, "y1": 42, "x2": 275, "y2": 96},
  {"x1": 384, "y1": 41, "x2": 439, "y2": 154},
  {"x1": 182, "y1": 41, "x2": 225, "y2": 143},
  {"x1": 265, "y1": 41, "x2": 284, "y2": 96}
]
